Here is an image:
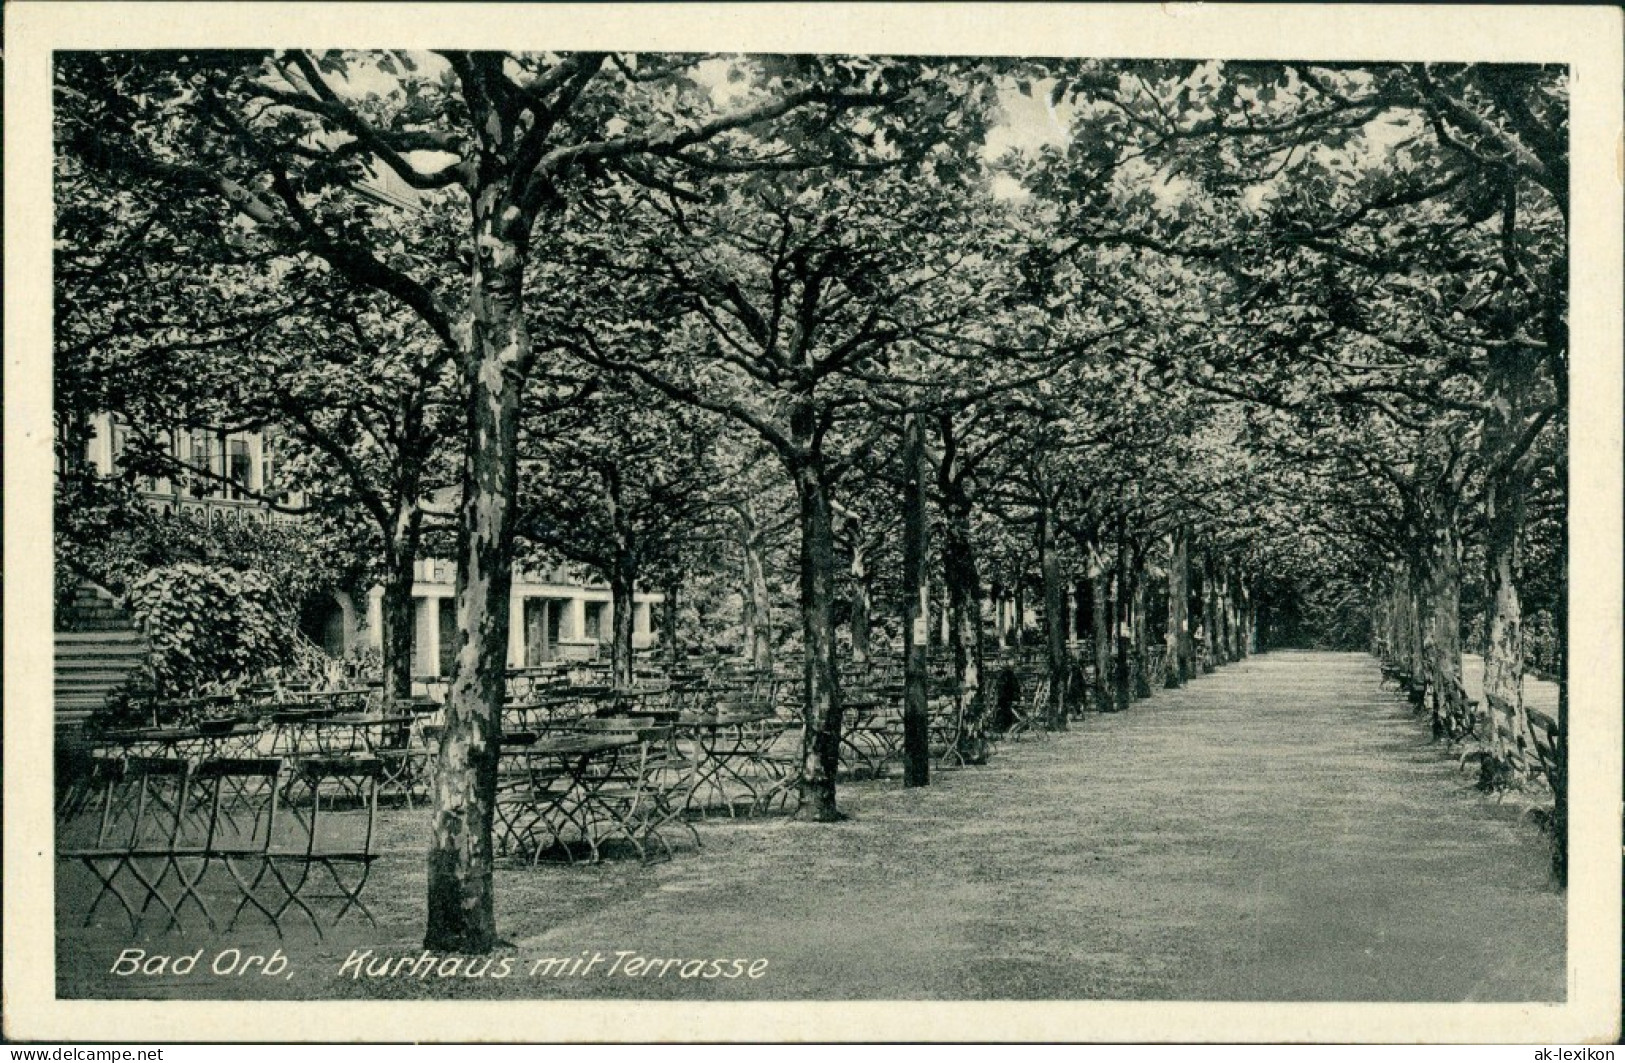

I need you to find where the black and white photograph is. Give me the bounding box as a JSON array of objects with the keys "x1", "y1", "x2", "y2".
[{"x1": 6, "y1": 1, "x2": 1621, "y2": 1044}]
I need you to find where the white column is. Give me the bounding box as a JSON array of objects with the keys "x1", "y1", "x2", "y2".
[
  {"x1": 422, "y1": 596, "x2": 441, "y2": 677},
  {"x1": 337, "y1": 592, "x2": 358, "y2": 653},
  {"x1": 508, "y1": 593, "x2": 526, "y2": 668},
  {"x1": 88, "y1": 413, "x2": 114, "y2": 474},
  {"x1": 367, "y1": 587, "x2": 384, "y2": 650},
  {"x1": 248, "y1": 433, "x2": 266, "y2": 492},
  {"x1": 567, "y1": 597, "x2": 586, "y2": 642}
]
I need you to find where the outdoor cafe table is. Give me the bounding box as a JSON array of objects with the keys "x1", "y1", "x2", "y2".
[
  {"x1": 299, "y1": 713, "x2": 418, "y2": 756},
  {"x1": 144, "y1": 694, "x2": 239, "y2": 728},
  {"x1": 839, "y1": 696, "x2": 902, "y2": 779},
  {"x1": 503, "y1": 686, "x2": 616, "y2": 733},
  {"x1": 495, "y1": 732, "x2": 641, "y2": 864},
  {"x1": 391, "y1": 696, "x2": 441, "y2": 718},
  {"x1": 279, "y1": 688, "x2": 373, "y2": 712},
  {"x1": 505, "y1": 665, "x2": 569, "y2": 700},
  {"x1": 92, "y1": 722, "x2": 265, "y2": 762},
  {"x1": 284, "y1": 713, "x2": 429, "y2": 805},
  {"x1": 676, "y1": 710, "x2": 792, "y2": 817}
]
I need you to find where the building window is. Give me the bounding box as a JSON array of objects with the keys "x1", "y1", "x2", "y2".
[
  {"x1": 187, "y1": 431, "x2": 217, "y2": 499},
  {"x1": 226, "y1": 437, "x2": 252, "y2": 500},
  {"x1": 110, "y1": 419, "x2": 130, "y2": 475},
  {"x1": 584, "y1": 602, "x2": 605, "y2": 642}
]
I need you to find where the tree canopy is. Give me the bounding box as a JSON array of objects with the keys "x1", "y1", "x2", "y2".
[{"x1": 55, "y1": 52, "x2": 1573, "y2": 936}]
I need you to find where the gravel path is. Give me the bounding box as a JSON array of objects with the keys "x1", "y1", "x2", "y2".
[{"x1": 58, "y1": 650, "x2": 1564, "y2": 1001}]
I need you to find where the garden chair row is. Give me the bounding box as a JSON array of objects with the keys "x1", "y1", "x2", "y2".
[
  {"x1": 493, "y1": 719, "x2": 703, "y2": 865},
  {"x1": 57, "y1": 753, "x2": 381, "y2": 938}
]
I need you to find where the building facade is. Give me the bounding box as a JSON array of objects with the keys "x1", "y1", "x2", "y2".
[{"x1": 68, "y1": 413, "x2": 661, "y2": 674}]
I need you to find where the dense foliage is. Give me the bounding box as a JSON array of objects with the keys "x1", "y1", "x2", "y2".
[{"x1": 55, "y1": 52, "x2": 1571, "y2": 938}]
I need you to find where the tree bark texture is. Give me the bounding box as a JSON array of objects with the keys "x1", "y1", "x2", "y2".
[
  {"x1": 379, "y1": 516, "x2": 420, "y2": 704},
  {"x1": 1013, "y1": 583, "x2": 1026, "y2": 649},
  {"x1": 1420, "y1": 501, "x2": 1468, "y2": 741},
  {"x1": 1037, "y1": 500, "x2": 1068, "y2": 730},
  {"x1": 1163, "y1": 530, "x2": 1189, "y2": 688},
  {"x1": 1090, "y1": 559, "x2": 1112, "y2": 712},
  {"x1": 1113, "y1": 522, "x2": 1133, "y2": 711},
  {"x1": 426, "y1": 201, "x2": 529, "y2": 954},
  {"x1": 1202, "y1": 553, "x2": 1221, "y2": 671},
  {"x1": 791, "y1": 453, "x2": 844, "y2": 821},
  {"x1": 662, "y1": 579, "x2": 681, "y2": 669},
  {"x1": 1479, "y1": 355, "x2": 1536, "y2": 775},
  {"x1": 900, "y1": 414, "x2": 931, "y2": 786},
  {"x1": 1131, "y1": 547, "x2": 1152, "y2": 699},
  {"x1": 938, "y1": 417, "x2": 989, "y2": 760},
  {"x1": 942, "y1": 502, "x2": 988, "y2": 760},
  {"x1": 737, "y1": 501, "x2": 774, "y2": 670},
  {"x1": 849, "y1": 538, "x2": 872, "y2": 665},
  {"x1": 609, "y1": 551, "x2": 637, "y2": 689}
]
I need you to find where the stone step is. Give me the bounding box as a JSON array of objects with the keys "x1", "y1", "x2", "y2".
[
  {"x1": 55, "y1": 651, "x2": 148, "y2": 669},
  {"x1": 55, "y1": 633, "x2": 143, "y2": 650},
  {"x1": 54, "y1": 628, "x2": 151, "y2": 727},
  {"x1": 55, "y1": 642, "x2": 148, "y2": 658},
  {"x1": 62, "y1": 620, "x2": 138, "y2": 633}
]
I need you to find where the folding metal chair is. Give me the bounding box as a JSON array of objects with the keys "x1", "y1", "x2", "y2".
[
  {"x1": 58, "y1": 756, "x2": 200, "y2": 933},
  {"x1": 188, "y1": 757, "x2": 287, "y2": 934},
  {"x1": 579, "y1": 724, "x2": 692, "y2": 862},
  {"x1": 270, "y1": 757, "x2": 382, "y2": 936}
]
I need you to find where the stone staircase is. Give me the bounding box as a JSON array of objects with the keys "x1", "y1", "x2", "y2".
[
  {"x1": 55, "y1": 585, "x2": 149, "y2": 732},
  {"x1": 61, "y1": 582, "x2": 135, "y2": 632}
]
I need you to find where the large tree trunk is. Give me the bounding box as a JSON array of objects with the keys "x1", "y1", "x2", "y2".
[
  {"x1": 942, "y1": 499, "x2": 987, "y2": 761},
  {"x1": 1553, "y1": 519, "x2": 1568, "y2": 884},
  {"x1": 1131, "y1": 542, "x2": 1152, "y2": 699},
  {"x1": 605, "y1": 469, "x2": 636, "y2": 689},
  {"x1": 1037, "y1": 497, "x2": 1068, "y2": 730},
  {"x1": 379, "y1": 511, "x2": 421, "y2": 704},
  {"x1": 426, "y1": 209, "x2": 528, "y2": 954},
  {"x1": 989, "y1": 584, "x2": 1008, "y2": 649},
  {"x1": 1074, "y1": 578, "x2": 1090, "y2": 649},
  {"x1": 737, "y1": 501, "x2": 774, "y2": 670},
  {"x1": 938, "y1": 414, "x2": 987, "y2": 761},
  {"x1": 662, "y1": 577, "x2": 681, "y2": 669},
  {"x1": 1202, "y1": 552, "x2": 1221, "y2": 671},
  {"x1": 790, "y1": 447, "x2": 844, "y2": 821},
  {"x1": 849, "y1": 538, "x2": 872, "y2": 666},
  {"x1": 1477, "y1": 181, "x2": 1561, "y2": 802},
  {"x1": 1164, "y1": 529, "x2": 1189, "y2": 689},
  {"x1": 1013, "y1": 582, "x2": 1026, "y2": 650},
  {"x1": 1090, "y1": 553, "x2": 1112, "y2": 712},
  {"x1": 1237, "y1": 575, "x2": 1253, "y2": 658},
  {"x1": 900, "y1": 414, "x2": 930, "y2": 786},
  {"x1": 1113, "y1": 520, "x2": 1133, "y2": 711},
  {"x1": 1403, "y1": 563, "x2": 1426, "y2": 682},
  {"x1": 609, "y1": 549, "x2": 637, "y2": 689},
  {"x1": 1480, "y1": 426, "x2": 1534, "y2": 774},
  {"x1": 1421, "y1": 500, "x2": 1468, "y2": 740}
]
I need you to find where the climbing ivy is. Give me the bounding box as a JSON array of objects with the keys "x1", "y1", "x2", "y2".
[{"x1": 125, "y1": 562, "x2": 300, "y2": 696}]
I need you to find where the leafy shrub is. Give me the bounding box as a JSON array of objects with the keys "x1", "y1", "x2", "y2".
[
  {"x1": 340, "y1": 644, "x2": 384, "y2": 684},
  {"x1": 85, "y1": 669, "x2": 161, "y2": 734},
  {"x1": 127, "y1": 562, "x2": 300, "y2": 696},
  {"x1": 1524, "y1": 610, "x2": 1561, "y2": 679}
]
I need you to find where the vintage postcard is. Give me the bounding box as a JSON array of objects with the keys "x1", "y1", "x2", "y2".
[{"x1": 5, "y1": 1, "x2": 1621, "y2": 1044}]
